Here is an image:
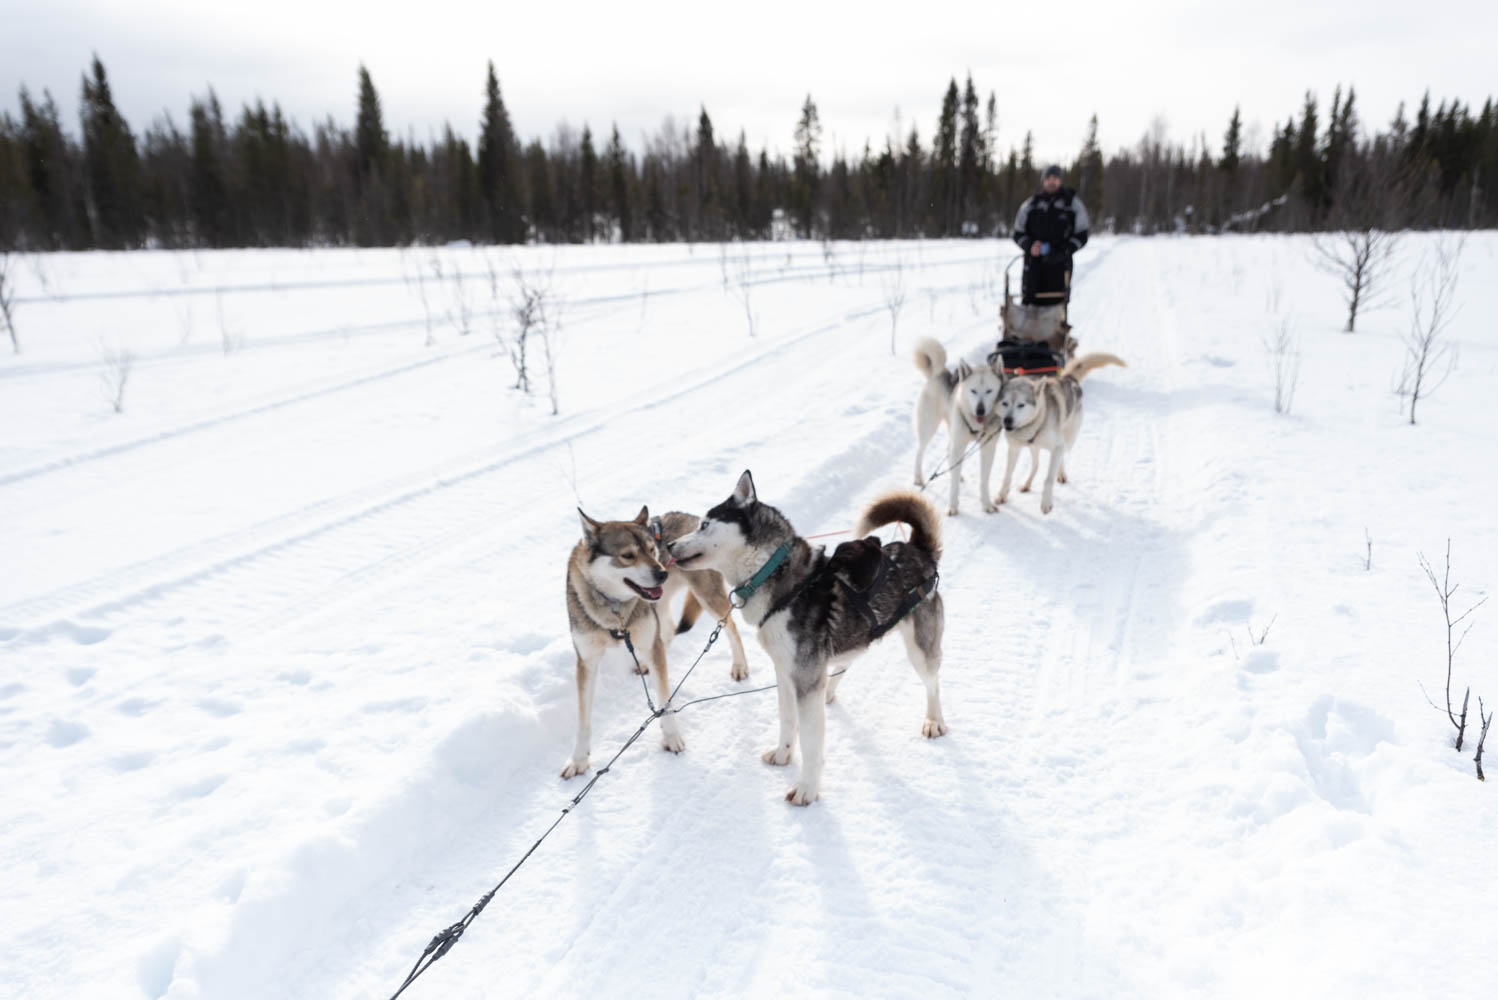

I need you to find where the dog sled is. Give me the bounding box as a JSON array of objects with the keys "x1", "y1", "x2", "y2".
[{"x1": 990, "y1": 253, "x2": 1075, "y2": 376}]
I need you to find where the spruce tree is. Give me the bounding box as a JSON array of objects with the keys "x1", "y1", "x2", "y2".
[
  {"x1": 1294, "y1": 91, "x2": 1321, "y2": 218},
  {"x1": 354, "y1": 65, "x2": 387, "y2": 179},
  {"x1": 579, "y1": 125, "x2": 598, "y2": 242},
  {"x1": 606, "y1": 123, "x2": 631, "y2": 242},
  {"x1": 1077, "y1": 114, "x2": 1104, "y2": 224},
  {"x1": 934, "y1": 79, "x2": 959, "y2": 234},
  {"x1": 957, "y1": 75, "x2": 982, "y2": 232},
  {"x1": 733, "y1": 131, "x2": 752, "y2": 238},
  {"x1": 1221, "y1": 106, "x2": 1242, "y2": 173},
  {"x1": 792, "y1": 95, "x2": 822, "y2": 238},
  {"x1": 477, "y1": 62, "x2": 523, "y2": 243},
  {"x1": 19, "y1": 88, "x2": 85, "y2": 249},
  {"x1": 80, "y1": 56, "x2": 144, "y2": 248}
]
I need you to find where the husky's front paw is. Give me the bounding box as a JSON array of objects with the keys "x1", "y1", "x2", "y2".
[
  {"x1": 561, "y1": 756, "x2": 590, "y2": 779},
  {"x1": 1040, "y1": 497, "x2": 1054, "y2": 515},
  {"x1": 730, "y1": 659, "x2": 750, "y2": 682},
  {"x1": 762, "y1": 744, "x2": 793, "y2": 766},
  {"x1": 922, "y1": 717, "x2": 949, "y2": 738},
  {"x1": 661, "y1": 727, "x2": 685, "y2": 754},
  {"x1": 913, "y1": 475, "x2": 925, "y2": 487},
  {"x1": 982, "y1": 498, "x2": 997, "y2": 513},
  {"x1": 785, "y1": 783, "x2": 820, "y2": 806},
  {"x1": 947, "y1": 505, "x2": 959, "y2": 517},
  {"x1": 1019, "y1": 483, "x2": 1031, "y2": 493},
  {"x1": 995, "y1": 491, "x2": 1009, "y2": 505}
]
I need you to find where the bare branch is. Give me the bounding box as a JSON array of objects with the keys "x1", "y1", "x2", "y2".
[
  {"x1": 881, "y1": 257, "x2": 907, "y2": 356},
  {"x1": 0, "y1": 251, "x2": 18, "y2": 353}
]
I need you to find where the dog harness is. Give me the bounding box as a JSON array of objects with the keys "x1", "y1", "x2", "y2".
[
  {"x1": 836, "y1": 558, "x2": 940, "y2": 641},
  {"x1": 759, "y1": 547, "x2": 939, "y2": 638}
]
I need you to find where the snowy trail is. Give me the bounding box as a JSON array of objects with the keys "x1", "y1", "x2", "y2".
[{"x1": 3, "y1": 237, "x2": 1496, "y2": 1000}]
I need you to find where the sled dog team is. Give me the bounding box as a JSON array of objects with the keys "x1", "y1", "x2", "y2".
[{"x1": 563, "y1": 338, "x2": 1125, "y2": 806}]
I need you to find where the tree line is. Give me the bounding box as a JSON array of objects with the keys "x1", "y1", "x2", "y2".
[{"x1": 1, "y1": 56, "x2": 1495, "y2": 251}]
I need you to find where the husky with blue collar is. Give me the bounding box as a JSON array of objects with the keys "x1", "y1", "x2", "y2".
[
  {"x1": 563, "y1": 506, "x2": 751, "y2": 780},
  {"x1": 669, "y1": 472, "x2": 947, "y2": 806}
]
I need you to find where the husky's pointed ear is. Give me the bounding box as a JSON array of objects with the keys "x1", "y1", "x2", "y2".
[
  {"x1": 732, "y1": 470, "x2": 757, "y2": 505},
  {"x1": 578, "y1": 508, "x2": 602, "y2": 543},
  {"x1": 633, "y1": 505, "x2": 650, "y2": 525},
  {"x1": 956, "y1": 360, "x2": 974, "y2": 382}
]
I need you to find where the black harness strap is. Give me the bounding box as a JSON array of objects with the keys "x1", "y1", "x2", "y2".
[{"x1": 842, "y1": 567, "x2": 940, "y2": 641}]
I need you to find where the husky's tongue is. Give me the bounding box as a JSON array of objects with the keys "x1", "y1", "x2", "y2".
[{"x1": 628, "y1": 581, "x2": 664, "y2": 601}]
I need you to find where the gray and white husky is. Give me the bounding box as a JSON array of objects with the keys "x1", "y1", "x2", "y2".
[
  {"x1": 563, "y1": 506, "x2": 750, "y2": 779},
  {"x1": 911, "y1": 337, "x2": 1006, "y2": 516},
  {"x1": 995, "y1": 352, "x2": 1126, "y2": 514},
  {"x1": 670, "y1": 472, "x2": 947, "y2": 806}
]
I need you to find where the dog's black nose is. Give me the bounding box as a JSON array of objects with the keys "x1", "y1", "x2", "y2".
[
  {"x1": 653, "y1": 568, "x2": 669, "y2": 583},
  {"x1": 976, "y1": 405, "x2": 986, "y2": 418},
  {"x1": 1003, "y1": 417, "x2": 1014, "y2": 430}
]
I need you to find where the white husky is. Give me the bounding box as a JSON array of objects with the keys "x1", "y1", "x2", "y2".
[{"x1": 911, "y1": 337, "x2": 1006, "y2": 516}]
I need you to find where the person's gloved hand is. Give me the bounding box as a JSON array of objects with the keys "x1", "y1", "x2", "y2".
[
  {"x1": 1044, "y1": 244, "x2": 1070, "y2": 263},
  {"x1": 1039, "y1": 241, "x2": 1051, "y2": 256}
]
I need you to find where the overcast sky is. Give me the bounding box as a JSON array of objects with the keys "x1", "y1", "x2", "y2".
[{"x1": 3, "y1": 0, "x2": 1495, "y2": 165}]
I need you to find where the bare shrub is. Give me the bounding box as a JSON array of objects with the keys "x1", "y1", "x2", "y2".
[
  {"x1": 446, "y1": 254, "x2": 474, "y2": 336},
  {"x1": 1246, "y1": 615, "x2": 1277, "y2": 646},
  {"x1": 881, "y1": 257, "x2": 906, "y2": 356},
  {"x1": 1396, "y1": 235, "x2": 1463, "y2": 426},
  {"x1": 1417, "y1": 539, "x2": 1488, "y2": 753},
  {"x1": 1262, "y1": 314, "x2": 1302, "y2": 415},
  {"x1": 1475, "y1": 698, "x2": 1492, "y2": 781},
  {"x1": 1310, "y1": 152, "x2": 1412, "y2": 332},
  {"x1": 0, "y1": 251, "x2": 18, "y2": 353},
  {"x1": 1311, "y1": 229, "x2": 1400, "y2": 333},
  {"x1": 508, "y1": 266, "x2": 563, "y2": 413},
  {"x1": 216, "y1": 290, "x2": 244, "y2": 354},
  {"x1": 725, "y1": 247, "x2": 757, "y2": 338},
  {"x1": 174, "y1": 297, "x2": 195, "y2": 345},
  {"x1": 402, "y1": 249, "x2": 439, "y2": 346},
  {"x1": 98, "y1": 342, "x2": 134, "y2": 413}
]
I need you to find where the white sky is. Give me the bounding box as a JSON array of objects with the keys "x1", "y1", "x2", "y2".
[{"x1": 2, "y1": 0, "x2": 1494, "y2": 165}]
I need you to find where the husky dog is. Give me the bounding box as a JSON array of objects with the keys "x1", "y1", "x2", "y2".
[
  {"x1": 912, "y1": 337, "x2": 1005, "y2": 516},
  {"x1": 563, "y1": 506, "x2": 750, "y2": 779},
  {"x1": 995, "y1": 352, "x2": 1126, "y2": 515},
  {"x1": 670, "y1": 472, "x2": 946, "y2": 806}
]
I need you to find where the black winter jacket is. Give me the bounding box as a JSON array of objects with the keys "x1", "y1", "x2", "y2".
[{"x1": 1012, "y1": 186, "x2": 1091, "y2": 257}]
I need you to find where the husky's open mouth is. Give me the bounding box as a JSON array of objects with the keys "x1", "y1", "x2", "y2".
[
  {"x1": 671, "y1": 552, "x2": 701, "y2": 567},
  {"x1": 625, "y1": 580, "x2": 664, "y2": 601}
]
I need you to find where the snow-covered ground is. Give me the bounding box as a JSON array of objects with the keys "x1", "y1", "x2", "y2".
[{"x1": 2, "y1": 234, "x2": 1495, "y2": 999}]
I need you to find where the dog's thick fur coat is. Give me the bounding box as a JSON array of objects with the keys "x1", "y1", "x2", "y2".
[
  {"x1": 563, "y1": 506, "x2": 749, "y2": 779},
  {"x1": 996, "y1": 352, "x2": 1126, "y2": 514},
  {"x1": 911, "y1": 337, "x2": 1006, "y2": 516},
  {"x1": 669, "y1": 472, "x2": 947, "y2": 806}
]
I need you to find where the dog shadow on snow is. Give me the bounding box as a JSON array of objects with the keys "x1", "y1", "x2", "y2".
[{"x1": 790, "y1": 703, "x2": 1142, "y2": 993}]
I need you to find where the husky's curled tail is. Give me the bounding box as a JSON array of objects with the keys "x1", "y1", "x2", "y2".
[
  {"x1": 913, "y1": 337, "x2": 949, "y2": 383},
  {"x1": 1062, "y1": 352, "x2": 1127, "y2": 381},
  {"x1": 856, "y1": 490, "x2": 942, "y2": 562}
]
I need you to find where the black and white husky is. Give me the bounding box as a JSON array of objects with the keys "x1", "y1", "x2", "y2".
[
  {"x1": 670, "y1": 472, "x2": 947, "y2": 806},
  {"x1": 911, "y1": 337, "x2": 1006, "y2": 516}
]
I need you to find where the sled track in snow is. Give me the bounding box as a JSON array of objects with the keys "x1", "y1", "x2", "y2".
[{"x1": 0, "y1": 297, "x2": 903, "y2": 631}]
